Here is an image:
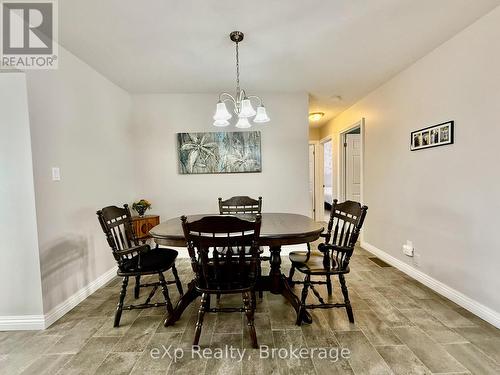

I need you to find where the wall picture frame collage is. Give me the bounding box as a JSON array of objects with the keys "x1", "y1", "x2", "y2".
[{"x1": 410, "y1": 121, "x2": 454, "y2": 151}]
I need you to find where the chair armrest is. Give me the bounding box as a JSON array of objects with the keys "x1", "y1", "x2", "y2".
[
  {"x1": 319, "y1": 233, "x2": 328, "y2": 238},
  {"x1": 317, "y1": 242, "x2": 327, "y2": 252},
  {"x1": 115, "y1": 244, "x2": 150, "y2": 257},
  {"x1": 318, "y1": 243, "x2": 352, "y2": 253}
]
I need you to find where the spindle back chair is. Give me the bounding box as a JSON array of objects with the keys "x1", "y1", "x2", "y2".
[
  {"x1": 218, "y1": 195, "x2": 266, "y2": 297},
  {"x1": 288, "y1": 200, "x2": 368, "y2": 325},
  {"x1": 97, "y1": 204, "x2": 183, "y2": 327},
  {"x1": 218, "y1": 196, "x2": 262, "y2": 214},
  {"x1": 181, "y1": 214, "x2": 262, "y2": 347}
]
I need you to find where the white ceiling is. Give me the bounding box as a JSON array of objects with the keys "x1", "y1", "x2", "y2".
[{"x1": 59, "y1": 0, "x2": 500, "y2": 127}]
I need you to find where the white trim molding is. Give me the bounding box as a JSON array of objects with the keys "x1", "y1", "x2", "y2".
[
  {"x1": 337, "y1": 118, "x2": 365, "y2": 205},
  {"x1": 361, "y1": 241, "x2": 500, "y2": 328},
  {"x1": 0, "y1": 315, "x2": 45, "y2": 331},
  {"x1": 308, "y1": 140, "x2": 323, "y2": 221},
  {"x1": 44, "y1": 266, "x2": 117, "y2": 328},
  {"x1": 0, "y1": 267, "x2": 117, "y2": 331}
]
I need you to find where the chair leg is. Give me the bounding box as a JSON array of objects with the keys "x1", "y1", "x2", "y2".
[
  {"x1": 171, "y1": 264, "x2": 184, "y2": 296},
  {"x1": 243, "y1": 291, "x2": 258, "y2": 348},
  {"x1": 193, "y1": 293, "x2": 208, "y2": 346},
  {"x1": 158, "y1": 272, "x2": 174, "y2": 315},
  {"x1": 296, "y1": 275, "x2": 310, "y2": 326},
  {"x1": 258, "y1": 263, "x2": 263, "y2": 299},
  {"x1": 326, "y1": 275, "x2": 333, "y2": 296},
  {"x1": 134, "y1": 275, "x2": 141, "y2": 299},
  {"x1": 114, "y1": 276, "x2": 129, "y2": 327},
  {"x1": 288, "y1": 266, "x2": 295, "y2": 286},
  {"x1": 251, "y1": 290, "x2": 257, "y2": 310},
  {"x1": 206, "y1": 294, "x2": 211, "y2": 310},
  {"x1": 339, "y1": 274, "x2": 354, "y2": 323}
]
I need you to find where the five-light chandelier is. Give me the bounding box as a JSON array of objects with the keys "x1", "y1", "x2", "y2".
[{"x1": 213, "y1": 31, "x2": 270, "y2": 128}]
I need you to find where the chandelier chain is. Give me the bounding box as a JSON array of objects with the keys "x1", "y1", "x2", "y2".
[
  {"x1": 213, "y1": 31, "x2": 269, "y2": 127},
  {"x1": 235, "y1": 41, "x2": 240, "y2": 96}
]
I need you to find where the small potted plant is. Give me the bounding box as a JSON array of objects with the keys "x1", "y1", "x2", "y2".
[{"x1": 132, "y1": 199, "x2": 152, "y2": 217}]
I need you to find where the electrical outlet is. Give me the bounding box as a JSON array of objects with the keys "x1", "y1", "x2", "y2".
[{"x1": 402, "y1": 240, "x2": 414, "y2": 257}]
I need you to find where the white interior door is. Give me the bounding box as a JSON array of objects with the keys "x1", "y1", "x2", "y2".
[
  {"x1": 345, "y1": 134, "x2": 361, "y2": 202},
  {"x1": 308, "y1": 144, "x2": 316, "y2": 218}
]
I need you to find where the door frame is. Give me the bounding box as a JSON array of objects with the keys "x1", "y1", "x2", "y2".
[
  {"x1": 317, "y1": 135, "x2": 333, "y2": 221},
  {"x1": 337, "y1": 118, "x2": 365, "y2": 205},
  {"x1": 308, "y1": 141, "x2": 322, "y2": 220}
]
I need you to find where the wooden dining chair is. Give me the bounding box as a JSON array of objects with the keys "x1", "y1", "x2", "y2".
[
  {"x1": 288, "y1": 200, "x2": 368, "y2": 325},
  {"x1": 218, "y1": 196, "x2": 262, "y2": 214},
  {"x1": 181, "y1": 214, "x2": 262, "y2": 348},
  {"x1": 218, "y1": 195, "x2": 266, "y2": 298},
  {"x1": 97, "y1": 204, "x2": 183, "y2": 327}
]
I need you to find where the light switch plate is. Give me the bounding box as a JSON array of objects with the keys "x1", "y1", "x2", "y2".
[{"x1": 52, "y1": 167, "x2": 61, "y2": 181}]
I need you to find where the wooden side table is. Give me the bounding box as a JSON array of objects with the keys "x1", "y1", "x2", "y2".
[{"x1": 131, "y1": 215, "x2": 160, "y2": 243}]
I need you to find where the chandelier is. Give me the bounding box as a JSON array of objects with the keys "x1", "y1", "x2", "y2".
[{"x1": 213, "y1": 31, "x2": 270, "y2": 128}]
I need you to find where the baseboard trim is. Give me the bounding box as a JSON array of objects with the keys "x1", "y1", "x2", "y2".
[
  {"x1": 361, "y1": 241, "x2": 500, "y2": 328},
  {"x1": 43, "y1": 266, "x2": 117, "y2": 329},
  {"x1": 0, "y1": 315, "x2": 45, "y2": 331},
  {"x1": 9, "y1": 242, "x2": 497, "y2": 330},
  {"x1": 1, "y1": 267, "x2": 118, "y2": 331}
]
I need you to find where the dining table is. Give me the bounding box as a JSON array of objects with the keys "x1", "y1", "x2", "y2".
[{"x1": 149, "y1": 212, "x2": 324, "y2": 325}]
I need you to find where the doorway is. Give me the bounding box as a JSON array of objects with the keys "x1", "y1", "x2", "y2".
[
  {"x1": 308, "y1": 143, "x2": 316, "y2": 218},
  {"x1": 322, "y1": 138, "x2": 333, "y2": 221},
  {"x1": 338, "y1": 119, "x2": 364, "y2": 204},
  {"x1": 308, "y1": 140, "x2": 323, "y2": 220},
  {"x1": 345, "y1": 128, "x2": 361, "y2": 201}
]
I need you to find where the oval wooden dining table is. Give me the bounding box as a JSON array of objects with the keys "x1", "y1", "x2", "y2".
[{"x1": 150, "y1": 213, "x2": 324, "y2": 325}]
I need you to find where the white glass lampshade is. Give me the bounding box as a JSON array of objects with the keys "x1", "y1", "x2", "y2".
[
  {"x1": 253, "y1": 106, "x2": 270, "y2": 123},
  {"x1": 213, "y1": 101, "x2": 232, "y2": 121},
  {"x1": 238, "y1": 99, "x2": 256, "y2": 118},
  {"x1": 235, "y1": 117, "x2": 251, "y2": 129},
  {"x1": 213, "y1": 119, "x2": 230, "y2": 127}
]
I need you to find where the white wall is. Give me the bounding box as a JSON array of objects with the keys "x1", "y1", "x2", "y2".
[
  {"x1": 309, "y1": 127, "x2": 320, "y2": 141},
  {"x1": 321, "y1": 6, "x2": 500, "y2": 320},
  {"x1": 131, "y1": 93, "x2": 310, "y2": 218},
  {"x1": 25, "y1": 47, "x2": 134, "y2": 314},
  {"x1": 6, "y1": 52, "x2": 309, "y2": 323},
  {"x1": 0, "y1": 73, "x2": 44, "y2": 319}
]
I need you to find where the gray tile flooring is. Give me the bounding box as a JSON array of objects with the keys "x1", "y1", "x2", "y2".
[{"x1": 1, "y1": 242, "x2": 499, "y2": 374}]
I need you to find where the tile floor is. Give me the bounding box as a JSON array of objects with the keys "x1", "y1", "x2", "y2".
[{"x1": 1, "y1": 240, "x2": 499, "y2": 374}]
